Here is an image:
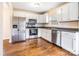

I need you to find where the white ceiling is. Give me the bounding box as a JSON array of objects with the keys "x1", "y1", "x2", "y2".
[{"x1": 13, "y1": 2, "x2": 63, "y2": 13}]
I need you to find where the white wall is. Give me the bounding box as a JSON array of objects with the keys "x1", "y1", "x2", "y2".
[
  {"x1": 3, "y1": 3, "x2": 13, "y2": 42},
  {"x1": 0, "y1": 2, "x2": 13, "y2": 55},
  {"x1": 0, "y1": 3, "x2": 3, "y2": 56},
  {"x1": 13, "y1": 10, "x2": 39, "y2": 17}
]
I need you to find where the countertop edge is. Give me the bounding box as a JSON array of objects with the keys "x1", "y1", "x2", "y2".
[{"x1": 26, "y1": 27, "x2": 79, "y2": 32}]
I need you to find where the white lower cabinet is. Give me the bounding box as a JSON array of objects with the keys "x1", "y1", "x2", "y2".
[
  {"x1": 77, "y1": 32, "x2": 79, "y2": 55},
  {"x1": 46, "y1": 29, "x2": 52, "y2": 42},
  {"x1": 73, "y1": 32, "x2": 79, "y2": 55},
  {"x1": 39, "y1": 29, "x2": 45, "y2": 38},
  {"x1": 61, "y1": 31, "x2": 76, "y2": 54},
  {"x1": 38, "y1": 28, "x2": 79, "y2": 55},
  {"x1": 25, "y1": 29, "x2": 29, "y2": 39},
  {"x1": 38, "y1": 29, "x2": 41, "y2": 37},
  {"x1": 39, "y1": 28, "x2": 52, "y2": 42}
]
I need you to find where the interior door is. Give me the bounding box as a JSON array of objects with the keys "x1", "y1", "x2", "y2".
[{"x1": 18, "y1": 17, "x2": 26, "y2": 41}]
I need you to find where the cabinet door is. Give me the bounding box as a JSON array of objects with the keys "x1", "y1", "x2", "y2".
[
  {"x1": 40, "y1": 29, "x2": 45, "y2": 38},
  {"x1": 77, "y1": 32, "x2": 79, "y2": 54},
  {"x1": 26, "y1": 29, "x2": 29, "y2": 39},
  {"x1": 43, "y1": 29, "x2": 47, "y2": 40},
  {"x1": 56, "y1": 7, "x2": 62, "y2": 21},
  {"x1": 40, "y1": 29, "x2": 52, "y2": 42},
  {"x1": 40, "y1": 29, "x2": 43, "y2": 37},
  {"x1": 73, "y1": 32, "x2": 79, "y2": 55},
  {"x1": 43, "y1": 15, "x2": 46, "y2": 23},
  {"x1": 69, "y1": 2, "x2": 78, "y2": 20},
  {"x1": 37, "y1": 15, "x2": 40, "y2": 23},
  {"x1": 61, "y1": 31, "x2": 74, "y2": 52},
  {"x1": 61, "y1": 3, "x2": 69, "y2": 21},
  {"x1": 37, "y1": 15, "x2": 46, "y2": 23},
  {"x1": 46, "y1": 29, "x2": 52, "y2": 42},
  {"x1": 38, "y1": 29, "x2": 41, "y2": 37},
  {"x1": 44, "y1": 13, "x2": 49, "y2": 23},
  {"x1": 41, "y1": 29, "x2": 44, "y2": 38}
]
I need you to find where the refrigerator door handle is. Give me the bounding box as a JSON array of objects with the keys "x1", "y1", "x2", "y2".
[{"x1": 17, "y1": 29, "x2": 19, "y2": 31}]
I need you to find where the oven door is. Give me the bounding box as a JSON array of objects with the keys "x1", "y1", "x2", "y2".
[{"x1": 29, "y1": 28, "x2": 38, "y2": 35}]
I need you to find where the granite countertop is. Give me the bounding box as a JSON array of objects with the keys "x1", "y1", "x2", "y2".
[{"x1": 26, "y1": 26, "x2": 79, "y2": 32}]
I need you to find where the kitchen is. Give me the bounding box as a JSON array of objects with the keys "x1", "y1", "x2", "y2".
[{"x1": 2, "y1": 2, "x2": 79, "y2": 56}]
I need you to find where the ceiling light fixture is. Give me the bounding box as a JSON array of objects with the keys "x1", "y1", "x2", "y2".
[{"x1": 33, "y1": 3, "x2": 40, "y2": 7}]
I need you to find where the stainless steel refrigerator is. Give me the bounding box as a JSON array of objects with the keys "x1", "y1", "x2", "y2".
[{"x1": 12, "y1": 17, "x2": 26, "y2": 43}]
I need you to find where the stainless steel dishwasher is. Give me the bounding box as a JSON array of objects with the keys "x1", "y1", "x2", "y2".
[
  {"x1": 52, "y1": 30, "x2": 57, "y2": 44},
  {"x1": 52, "y1": 29, "x2": 61, "y2": 46}
]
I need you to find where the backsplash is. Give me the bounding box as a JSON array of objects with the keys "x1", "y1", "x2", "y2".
[
  {"x1": 59, "y1": 21, "x2": 79, "y2": 28},
  {"x1": 44, "y1": 21, "x2": 79, "y2": 29},
  {"x1": 35, "y1": 23, "x2": 46, "y2": 27}
]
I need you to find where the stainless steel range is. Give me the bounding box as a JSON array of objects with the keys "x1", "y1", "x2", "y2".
[
  {"x1": 29, "y1": 28, "x2": 38, "y2": 35},
  {"x1": 27, "y1": 19, "x2": 38, "y2": 38}
]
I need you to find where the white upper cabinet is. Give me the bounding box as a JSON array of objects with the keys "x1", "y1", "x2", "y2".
[
  {"x1": 28, "y1": 15, "x2": 38, "y2": 19},
  {"x1": 69, "y1": 2, "x2": 78, "y2": 20},
  {"x1": 44, "y1": 13, "x2": 49, "y2": 23},
  {"x1": 37, "y1": 14, "x2": 48, "y2": 23},
  {"x1": 55, "y1": 2, "x2": 79, "y2": 21},
  {"x1": 61, "y1": 2, "x2": 79, "y2": 21},
  {"x1": 56, "y1": 7, "x2": 62, "y2": 21},
  {"x1": 26, "y1": 15, "x2": 38, "y2": 23},
  {"x1": 61, "y1": 3, "x2": 70, "y2": 21}
]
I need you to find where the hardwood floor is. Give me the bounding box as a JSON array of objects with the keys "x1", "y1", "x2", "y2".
[{"x1": 3, "y1": 38, "x2": 75, "y2": 56}]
